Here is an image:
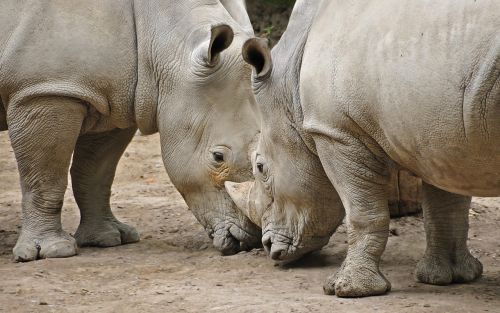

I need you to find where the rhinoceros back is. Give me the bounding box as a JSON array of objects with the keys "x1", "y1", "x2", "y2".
[
  {"x1": 0, "y1": 0, "x2": 137, "y2": 129},
  {"x1": 302, "y1": 0, "x2": 500, "y2": 196}
]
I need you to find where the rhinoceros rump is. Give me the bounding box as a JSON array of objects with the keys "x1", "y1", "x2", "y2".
[
  {"x1": 0, "y1": 0, "x2": 265, "y2": 261},
  {"x1": 227, "y1": 0, "x2": 499, "y2": 298}
]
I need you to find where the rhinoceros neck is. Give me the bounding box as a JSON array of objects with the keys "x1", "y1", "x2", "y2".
[
  {"x1": 132, "y1": 0, "x2": 235, "y2": 135},
  {"x1": 270, "y1": 0, "x2": 323, "y2": 154},
  {"x1": 132, "y1": 0, "x2": 197, "y2": 135}
]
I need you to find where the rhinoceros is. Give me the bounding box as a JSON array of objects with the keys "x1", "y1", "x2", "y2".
[
  {"x1": 0, "y1": 0, "x2": 266, "y2": 262},
  {"x1": 226, "y1": 0, "x2": 500, "y2": 297}
]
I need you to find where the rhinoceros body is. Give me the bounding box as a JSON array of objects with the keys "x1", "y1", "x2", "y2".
[
  {"x1": 303, "y1": 0, "x2": 500, "y2": 196},
  {"x1": 227, "y1": 0, "x2": 500, "y2": 298},
  {"x1": 0, "y1": 0, "x2": 263, "y2": 262}
]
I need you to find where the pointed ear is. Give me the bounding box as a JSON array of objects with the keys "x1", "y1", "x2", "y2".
[
  {"x1": 225, "y1": 181, "x2": 262, "y2": 227},
  {"x1": 242, "y1": 38, "x2": 272, "y2": 79},
  {"x1": 207, "y1": 24, "x2": 234, "y2": 66}
]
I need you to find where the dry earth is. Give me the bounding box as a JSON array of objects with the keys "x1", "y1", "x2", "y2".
[{"x1": 1, "y1": 132, "x2": 499, "y2": 312}]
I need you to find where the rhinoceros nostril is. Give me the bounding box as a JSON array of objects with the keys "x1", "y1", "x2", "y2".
[
  {"x1": 262, "y1": 235, "x2": 272, "y2": 255},
  {"x1": 270, "y1": 244, "x2": 286, "y2": 261},
  {"x1": 269, "y1": 250, "x2": 281, "y2": 260}
]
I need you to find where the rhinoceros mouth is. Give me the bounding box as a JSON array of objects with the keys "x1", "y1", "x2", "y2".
[
  {"x1": 212, "y1": 228, "x2": 241, "y2": 255},
  {"x1": 262, "y1": 229, "x2": 329, "y2": 262},
  {"x1": 262, "y1": 230, "x2": 297, "y2": 261},
  {"x1": 210, "y1": 222, "x2": 262, "y2": 255}
]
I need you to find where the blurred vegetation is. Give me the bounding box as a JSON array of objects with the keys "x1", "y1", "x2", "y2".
[{"x1": 247, "y1": 0, "x2": 294, "y2": 45}]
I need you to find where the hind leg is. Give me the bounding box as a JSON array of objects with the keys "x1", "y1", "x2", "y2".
[
  {"x1": 8, "y1": 97, "x2": 85, "y2": 261},
  {"x1": 415, "y1": 182, "x2": 482, "y2": 285},
  {"x1": 71, "y1": 127, "x2": 140, "y2": 247}
]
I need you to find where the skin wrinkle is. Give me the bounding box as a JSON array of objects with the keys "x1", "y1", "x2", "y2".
[
  {"x1": 460, "y1": 69, "x2": 475, "y2": 142},
  {"x1": 478, "y1": 71, "x2": 499, "y2": 139}
]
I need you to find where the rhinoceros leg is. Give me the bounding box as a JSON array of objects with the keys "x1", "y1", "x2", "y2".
[
  {"x1": 314, "y1": 134, "x2": 391, "y2": 297},
  {"x1": 8, "y1": 97, "x2": 86, "y2": 261},
  {"x1": 71, "y1": 127, "x2": 140, "y2": 247},
  {"x1": 415, "y1": 183, "x2": 482, "y2": 285}
]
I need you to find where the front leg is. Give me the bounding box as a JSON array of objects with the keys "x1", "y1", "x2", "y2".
[
  {"x1": 314, "y1": 132, "x2": 391, "y2": 297},
  {"x1": 71, "y1": 127, "x2": 140, "y2": 247},
  {"x1": 7, "y1": 97, "x2": 86, "y2": 261},
  {"x1": 415, "y1": 183, "x2": 482, "y2": 285}
]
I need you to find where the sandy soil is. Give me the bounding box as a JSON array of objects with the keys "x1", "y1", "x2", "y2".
[{"x1": 0, "y1": 131, "x2": 499, "y2": 313}]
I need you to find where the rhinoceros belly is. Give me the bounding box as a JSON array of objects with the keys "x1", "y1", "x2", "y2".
[{"x1": 385, "y1": 67, "x2": 500, "y2": 197}]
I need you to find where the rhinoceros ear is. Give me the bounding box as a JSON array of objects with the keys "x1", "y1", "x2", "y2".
[
  {"x1": 207, "y1": 24, "x2": 234, "y2": 66},
  {"x1": 242, "y1": 37, "x2": 272, "y2": 79}
]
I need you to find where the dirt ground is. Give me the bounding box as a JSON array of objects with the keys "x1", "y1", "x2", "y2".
[{"x1": 0, "y1": 132, "x2": 499, "y2": 313}]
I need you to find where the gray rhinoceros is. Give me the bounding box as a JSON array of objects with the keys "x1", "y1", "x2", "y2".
[
  {"x1": 0, "y1": 0, "x2": 265, "y2": 262},
  {"x1": 226, "y1": 0, "x2": 500, "y2": 297}
]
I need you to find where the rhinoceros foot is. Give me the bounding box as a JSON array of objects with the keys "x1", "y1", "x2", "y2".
[
  {"x1": 75, "y1": 218, "x2": 140, "y2": 247},
  {"x1": 415, "y1": 251, "x2": 483, "y2": 285},
  {"x1": 14, "y1": 230, "x2": 78, "y2": 262},
  {"x1": 323, "y1": 260, "x2": 391, "y2": 297}
]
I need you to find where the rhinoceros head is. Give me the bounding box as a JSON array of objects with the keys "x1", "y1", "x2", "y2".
[
  {"x1": 225, "y1": 34, "x2": 345, "y2": 262},
  {"x1": 135, "y1": 1, "x2": 265, "y2": 255}
]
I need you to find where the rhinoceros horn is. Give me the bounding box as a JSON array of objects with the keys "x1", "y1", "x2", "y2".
[{"x1": 225, "y1": 181, "x2": 262, "y2": 227}]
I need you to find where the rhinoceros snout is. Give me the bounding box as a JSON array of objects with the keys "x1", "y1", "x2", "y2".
[
  {"x1": 262, "y1": 233, "x2": 292, "y2": 261},
  {"x1": 212, "y1": 228, "x2": 241, "y2": 256},
  {"x1": 269, "y1": 245, "x2": 286, "y2": 261}
]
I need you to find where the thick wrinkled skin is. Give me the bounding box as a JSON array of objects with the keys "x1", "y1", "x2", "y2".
[
  {"x1": 0, "y1": 0, "x2": 262, "y2": 262},
  {"x1": 228, "y1": 0, "x2": 500, "y2": 297}
]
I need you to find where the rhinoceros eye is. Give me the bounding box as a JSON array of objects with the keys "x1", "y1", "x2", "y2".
[
  {"x1": 213, "y1": 152, "x2": 224, "y2": 162},
  {"x1": 257, "y1": 163, "x2": 264, "y2": 173}
]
